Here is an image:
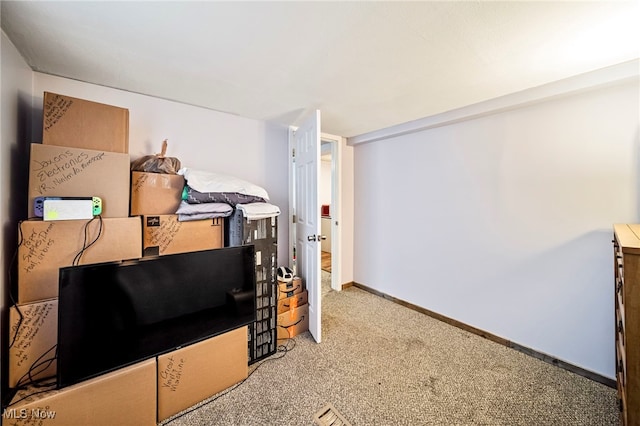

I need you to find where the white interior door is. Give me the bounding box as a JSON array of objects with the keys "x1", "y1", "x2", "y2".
[{"x1": 293, "y1": 110, "x2": 321, "y2": 343}]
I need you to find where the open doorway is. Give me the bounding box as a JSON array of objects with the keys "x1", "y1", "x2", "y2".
[{"x1": 320, "y1": 134, "x2": 341, "y2": 295}]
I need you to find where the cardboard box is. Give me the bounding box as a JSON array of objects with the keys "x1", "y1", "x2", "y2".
[
  {"x1": 277, "y1": 289, "x2": 308, "y2": 315},
  {"x1": 5, "y1": 359, "x2": 156, "y2": 426},
  {"x1": 8, "y1": 299, "x2": 58, "y2": 388},
  {"x1": 142, "y1": 215, "x2": 223, "y2": 256},
  {"x1": 130, "y1": 171, "x2": 185, "y2": 216},
  {"x1": 27, "y1": 143, "x2": 130, "y2": 218},
  {"x1": 277, "y1": 303, "x2": 309, "y2": 340},
  {"x1": 278, "y1": 276, "x2": 303, "y2": 299},
  {"x1": 157, "y1": 326, "x2": 248, "y2": 422},
  {"x1": 42, "y1": 91, "x2": 129, "y2": 153},
  {"x1": 17, "y1": 217, "x2": 142, "y2": 304}
]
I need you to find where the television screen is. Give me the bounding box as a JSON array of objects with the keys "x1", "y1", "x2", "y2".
[{"x1": 57, "y1": 246, "x2": 256, "y2": 388}]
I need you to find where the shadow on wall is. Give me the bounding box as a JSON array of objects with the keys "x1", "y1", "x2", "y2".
[
  {"x1": 30, "y1": 93, "x2": 44, "y2": 142},
  {"x1": 2, "y1": 90, "x2": 35, "y2": 402}
]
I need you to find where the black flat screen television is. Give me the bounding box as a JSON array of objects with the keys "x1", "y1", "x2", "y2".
[{"x1": 57, "y1": 245, "x2": 256, "y2": 388}]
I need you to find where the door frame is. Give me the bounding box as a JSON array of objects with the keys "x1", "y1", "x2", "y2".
[{"x1": 321, "y1": 132, "x2": 342, "y2": 292}]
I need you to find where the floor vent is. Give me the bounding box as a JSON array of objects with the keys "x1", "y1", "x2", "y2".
[{"x1": 313, "y1": 403, "x2": 352, "y2": 426}]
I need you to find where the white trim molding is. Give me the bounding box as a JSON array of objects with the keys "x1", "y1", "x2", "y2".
[{"x1": 348, "y1": 59, "x2": 640, "y2": 146}]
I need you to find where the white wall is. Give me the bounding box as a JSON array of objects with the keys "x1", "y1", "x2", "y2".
[
  {"x1": 320, "y1": 159, "x2": 332, "y2": 253},
  {"x1": 31, "y1": 73, "x2": 290, "y2": 262},
  {"x1": 340, "y1": 142, "x2": 354, "y2": 284},
  {"x1": 353, "y1": 78, "x2": 639, "y2": 379},
  {"x1": 1, "y1": 30, "x2": 35, "y2": 398},
  {"x1": 320, "y1": 160, "x2": 332, "y2": 207}
]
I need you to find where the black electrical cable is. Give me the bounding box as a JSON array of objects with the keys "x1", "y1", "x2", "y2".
[
  {"x1": 8, "y1": 216, "x2": 102, "y2": 397},
  {"x1": 72, "y1": 215, "x2": 103, "y2": 265},
  {"x1": 8, "y1": 222, "x2": 26, "y2": 349},
  {"x1": 7, "y1": 351, "x2": 58, "y2": 408},
  {"x1": 14, "y1": 345, "x2": 57, "y2": 389}
]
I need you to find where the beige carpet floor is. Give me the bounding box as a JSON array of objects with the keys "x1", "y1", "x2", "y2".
[{"x1": 162, "y1": 271, "x2": 619, "y2": 425}]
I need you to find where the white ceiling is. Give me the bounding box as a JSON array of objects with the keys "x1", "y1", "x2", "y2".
[{"x1": 2, "y1": 1, "x2": 639, "y2": 138}]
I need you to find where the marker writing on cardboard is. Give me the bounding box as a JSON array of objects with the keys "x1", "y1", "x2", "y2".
[
  {"x1": 11, "y1": 303, "x2": 54, "y2": 368},
  {"x1": 132, "y1": 173, "x2": 149, "y2": 194},
  {"x1": 21, "y1": 224, "x2": 55, "y2": 273},
  {"x1": 43, "y1": 95, "x2": 73, "y2": 131},
  {"x1": 160, "y1": 356, "x2": 185, "y2": 392},
  {"x1": 149, "y1": 219, "x2": 182, "y2": 252},
  {"x1": 34, "y1": 151, "x2": 106, "y2": 195},
  {"x1": 32, "y1": 150, "x2": 85, "y2": 172}
]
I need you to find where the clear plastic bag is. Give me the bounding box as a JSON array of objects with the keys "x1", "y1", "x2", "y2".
[{"x1": 131, "y1": 139, "x2": 181, "y2": 174}]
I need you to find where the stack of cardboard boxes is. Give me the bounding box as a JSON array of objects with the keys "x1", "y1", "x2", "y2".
[
  {"x1": 5, "y1": 92, "x2": 247, "y2": 425},
  {"x1": 131, "y1": 170, "x2": 224, "y2": 257},
  {"x1": 276, "y1": 275, "x2": 309, "y2": 340}
]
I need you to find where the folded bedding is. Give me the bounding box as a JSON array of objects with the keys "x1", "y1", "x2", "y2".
[
  {"x1": 236, "y1": 202, "x2": 281, "y2": 220},
  {"x1": 175, "y1": 200, "x2": 233, "y2": 222},
  {"x1": 184, "y1": 186, "x2": 266, "y2": 206},
  {"x1": 179, "y1": 167, "x2": 269, "y2": 201}
]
